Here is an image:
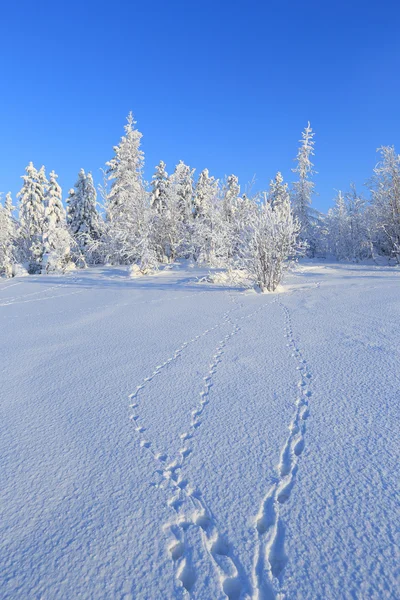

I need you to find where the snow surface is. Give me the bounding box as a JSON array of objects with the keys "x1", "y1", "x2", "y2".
[{"x1": 1, "y1": 262, "x2": 399, "y2": 599}]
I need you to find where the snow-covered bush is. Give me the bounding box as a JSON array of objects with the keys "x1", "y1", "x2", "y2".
[
  {"x1": 41, "y1": 228, "x2": 75, "y2": 274},
  {"x1": 238, "y1": 184, "x2": 299, "y2": 292},
  {"x1": 12, "y1": 263, "x2": 29, "y2": 277}
]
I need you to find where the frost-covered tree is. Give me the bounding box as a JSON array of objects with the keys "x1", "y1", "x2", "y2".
[
  {"x1": 229, "y1": 192, "x2": 256, "y2": 260},
  {"x1": 203, "y1": 193, "x2": 233, "y2": 266},
  {"x1": 106, "y1": 111, "x2": 144, "y2": 220},
  {"x1": 222, "y1": 175, "x2": 240, "y2": 223},
  {"x1": 18, "y1": 162, "x2": 46, "y2": 273},
  {"x1": 238, "y1": 191, "x2": 299, "y2": 291},
  {"x1": 104, "y1": 113, "x2": 148, "y2": 264},
  {"x1": 192, "y1": 169, "x2": 221, "y2": 263},
  {"x1": 171, "y1": 161, "x2": 195, "y2": 225},
  {"x1": 136, "y1": 213, "x2": 159, "y2": 274},
  {"x1": 327, "y1": 191, "x2": 349, "y2": 260},
  {"x1": 151, "y1": 160, "x2": 169, "y2": 214},
  {"x1": 369, "y1": 145, "x2": 400, "y2": 261},
  {"x1": 193, "y1": 169, "x2": 218, "y2": 219},
  {"x1": 44, "y1": 170, "x2": 65, "y2": 228},
  {"x1": 67, "y1": 169, "x2": 101, "y2": 262},
  {"x1": 38, "y1": 165, "x2": 49, "y2": 195},
  {"x1": 327, "y1": 186, "x2": 370, "y2": 262},
  {"x1": 345, "y1": 185, "x2": 370, "y2": 260},
  {"x1": 42, "y1": 227, "x2": 76, "y2": 273},
  {"x1": 149, "y1": 161, "x2": 172, "y2": 262},
  {"x1": 268, "y1": 172, "x2": 289, "y2": 209},
  {"x1": 154, "y1": 161, "x2": 195, "y2": 259},
  {"x1": 0, "y1": 193, "x2": 15, "y2": 277},
  {"x1": 40, "y1": 170, "x2": 75, "y2": 273},
  {"x1": 4, "y1": 192, "x2": 14, "y2": 217},
  {"x1": 210, "y1": 175, "x2": 240, "y2": 261},
  {"x1": 292, "y1": 122, "x2": 317, "y2": 253}
]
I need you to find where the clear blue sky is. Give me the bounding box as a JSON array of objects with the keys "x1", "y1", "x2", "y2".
[{"x1": 1, "y1": 0, "x2": 399, "y2": 212}]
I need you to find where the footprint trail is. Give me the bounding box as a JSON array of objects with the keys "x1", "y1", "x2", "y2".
[{"x1": 252, "y1": 298, "x2": 312, "y2": 600}]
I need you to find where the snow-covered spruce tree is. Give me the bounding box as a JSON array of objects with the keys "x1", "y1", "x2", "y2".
[
  {"x1": 238, "y1": 185, "x2": 299, "y2": 292},
  {"x1": 291, "y1": 122, "x2": 317, "y2": 254},
  {"x1": 151, "y1": 160, "x2": 169, "y2": 214},
  {"x1": 5, "y1": 191, "x2": 14, "y2": 217},
  {"x1": 230, "y1": 192, "x2": 256, "y2": 260},
  {"x1": 161, "y1": 160, "x2": 195, "y2": 259},
  {"x1": 222, "y1": 174, "x2": 240, "y2": 223},
  {"x1": 104, "y1": 112, "x2": 149, "y2": 264},
  {"x1": 268, "y1": 172, "x2": 289, "y2": 209},
  {"x1": 193, "y1": 168, "x2": 218, "y2": 219},
  {"x1": 17, "y1": 162, "x2": 46, "y2": 273},
  {"x1": 209, "y1": 175, "x2": 240, "y2": 262},
  {"x1": 369, "y1": 146, "x2": 400, "y2": 261},
  {"x1": 44, "y1": 170, "x2": 65, "y2": 228},
  {"x1": 136, "y1": 211, "x2": 159, "y2": 274},
  {"x1": 40, "y1": 170, "x2": 75, "y2": 273},
  {"x1": 327, "y1": 191, "x2": 349, "y2": 260},
  {"x1": 328, "y1": 186, "x2": 371, "y2": 262},
  {"x1": 38, "y1": 165, "x2": 49, "y2": 196},
  {"x1": 152, "y1": 175, "x2": 186, "y2": 263},
  {"x1": 149, "y1": 161, "x2": 171, "y2": 263},
  {"x1": 192, "y1": 169, "x2": 220, "y2": 263},
  {"x1": 67, "y1": 169, "x2": 101, "y2": 263},
  {"x1": 171, "y1": 161, "x2": 195, "y2": 225},
  {"x1": 206, "y1": 191, "x2": 234, "y2": 266},
  {"x1": 345, "y1": 184, "x2": 371, "y2": 260},
  {"x1": 0, "y1": 193, "x2": 16, "y2": 277}
]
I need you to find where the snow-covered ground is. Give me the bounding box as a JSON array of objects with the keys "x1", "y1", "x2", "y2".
[{"x1": 1, "y1": 262, "x2": 399, "y2": 600}]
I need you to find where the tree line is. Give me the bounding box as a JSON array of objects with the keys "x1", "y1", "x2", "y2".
[{"x1": 1, "y1": 114, "x2": 399, "y2": 291}]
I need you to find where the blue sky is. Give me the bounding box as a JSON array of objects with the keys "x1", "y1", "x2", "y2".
[{"x1": 1, "y1": 0, "x2": 399, "y2": 212}]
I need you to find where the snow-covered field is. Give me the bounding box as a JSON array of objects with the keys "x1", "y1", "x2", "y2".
[{"x1": 1, "y1": 262, "x2": 399, "y2": 600}]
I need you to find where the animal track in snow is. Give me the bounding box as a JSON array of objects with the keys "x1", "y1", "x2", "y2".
[
  {"x1": 128, "y1": 294, "x2": 278, "y2": 598},
  {"x1": 0, "y1": 281, "x2": 22, "y2": 293},
  {"x1": 0, "y1": 288, "x2": 85, "y2": 307},
  {"x1": 252, "y1": 298, "x2": 312, "y2": 600},
  {"x1": 162, "y1": 316, "x2": 251, "y2": 598}
]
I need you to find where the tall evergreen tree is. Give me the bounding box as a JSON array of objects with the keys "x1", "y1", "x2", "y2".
[
  {"x1": 67, "y1": 169, "x2": 100, "y2": 260},
  {"x1": 106, "y1": 111, "x2": 145, "y2": 222},
  {"x1": 170, "y1": 161, "x2": 195, "y2": 225},
  {"x1": 45, "y1": 170, "x2": 65, "y2": 228},
  {"x1": 17, "y1": 162, "x2": 46, "y2": 273},
  {"x1": 38, "y1": 165, "x2": 49, "y2": 196},
  {"x1": 104, "y1": 113, "x2": 148, "y2": 264},
  {"x1": 193, "y1": 169, "x2": 218, "y2": 219},
  {"x1": 0, "y1": 193, "x2": 15, "y2": 277},
  {"x1": 369, "y1": 145, "x2": 400, "y2": 261},
  {"x1": 41, "y1": 171, "x2": 75, "y2": 273},
  {"x1": 346, "y1": 184, "x2": 370, "y2": 260},
  {"x1": 222, "y1": 175, "x2": 240, "y2": 223},
  {"x1": 192, "y1": 169, "x2": 220, "y2": 263},
  {"x1": 328, "y1": 191, "x2": 348, "y2": 260},
  {"x1": 151, "y1": 160, "x2": 169, "y2": 214},
  {"x1": 4, "y1": 192, "x2": 14, "y2": 217},
  {"x1": 291, "y1": 122, "x2": 317, "y2": 253}
]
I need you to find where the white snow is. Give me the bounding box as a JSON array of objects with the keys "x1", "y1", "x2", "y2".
[{"x1": 1, "y1": 262, "x2": 399, "y2": 599}]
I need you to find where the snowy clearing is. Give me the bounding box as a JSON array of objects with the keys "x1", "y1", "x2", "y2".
[{"x1": 1, "y1": 262, "x2": 399, "y2": 600}]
